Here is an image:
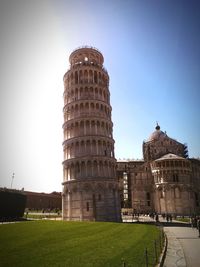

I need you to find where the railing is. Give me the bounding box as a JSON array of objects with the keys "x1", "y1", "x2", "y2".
[
  {"x1": 69, "y1": 61, "x2": 108, "y2": 74},
  {"x1": 71, "y1": 45, "x2": 103, "y2": 55},
  {"x1": 120, "y1": 228, "x2": 165, "y2": 267}
]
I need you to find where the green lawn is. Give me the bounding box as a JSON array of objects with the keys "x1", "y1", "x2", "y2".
[
  {"x1": 175, "y1": 217, "x2": 190, "y2": 223},
  {"x1": 0, "y1": 221, "x2": 162, "y2": 267}
]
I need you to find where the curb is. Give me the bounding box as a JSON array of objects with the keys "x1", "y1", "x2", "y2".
[{"x1": 156, "y1": 232, "x2": 168, "y2": 267}]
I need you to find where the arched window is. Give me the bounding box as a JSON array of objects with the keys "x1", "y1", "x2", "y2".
[
  {"x1": 95, "y1": 87, "x2": 98, "y2": 98},
  {"x1": 94, "y1": 71, "x2": 97, "y2": 83},
  {"x1": 89, "y1": 70, "x2": 93, "y2": 83},
  {"x1": 81, "y1": 161, "x2": 86, "y2": 177},
  {"x1": 75, "y1": 88, "x2": 78, "y2": 100},
  {"x1": 75, "y1": 71, "x2": 78, "y2": 84},
  {"x1": 84, "y1": 69, "x2": 88, "y2": 83},
  {"x1": 87, "y1": 161, "x2": 92, "y2": 177},
  {"x1": 92, "y1": 140, "x2": 96, "y2": 154},
  {"x1": 79, "y1": 70, "x2": 83, "y2": 84},
  {"x1": 99, "y1": 72, "x2": 101, "y2": 84},
  {"x1": 75, "y1": 162, "x2": 80, "y2": 179},
  {"x1": 71, "y1": 163, "x2": 75, "y2": 180},
  {"x1": 173, "y1": 173, "x2": 179, "y2": 182},
  {"x1": 93, "y1": 160, "x2": 98, "y2": 176}
]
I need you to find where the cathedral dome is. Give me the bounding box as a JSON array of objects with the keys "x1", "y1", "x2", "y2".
[{"x1": 147, "y1": 124, "x2": 167, "y2": 142}]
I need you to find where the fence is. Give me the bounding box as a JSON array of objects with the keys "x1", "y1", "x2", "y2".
[{"x1": 120, "y1": 227, "x2": 165, "y2": 267}]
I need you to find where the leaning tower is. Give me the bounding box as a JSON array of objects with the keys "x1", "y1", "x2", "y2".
[{"x1": 62, "y1": 46, "x2": 121, "y2": 222}]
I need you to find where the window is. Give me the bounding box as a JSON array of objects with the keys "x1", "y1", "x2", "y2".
[
  {"x1": 94, "y1": 71, "x2": 97, "y2": 83},
  {"x1": 123, "y1": 172, "x2": 129, "y2": 207},
  {"x1": 98, "y1": 194, "x2": 101, "y2": 201},
  {"x1": 173, "y1": 174, "x2": 179, "y2": 182},
  {"x1": 124, "y1": 193, "x2": 128, "y2": 199},
  {"x1": 75, "y1": 71, "x2": 78, "y2": 84}
]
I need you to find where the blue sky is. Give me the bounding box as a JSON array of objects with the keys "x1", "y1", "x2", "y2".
[{"x1": 0, "y1": 0, "x2": 199, "y2": 192}]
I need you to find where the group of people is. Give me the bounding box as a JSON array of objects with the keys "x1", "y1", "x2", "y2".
[
  {"x1": 149, "y1": 212, "x2": 173, "y2": 222},
  {"x1": 190, "y1": 216, "x2": 200, "y2": 237},
  {"x1": 161, "y1": 213, "x2": 173, "y2": 222},
  {"x1": 122, "y1": 210, "x2": 200, "y2": 236}
]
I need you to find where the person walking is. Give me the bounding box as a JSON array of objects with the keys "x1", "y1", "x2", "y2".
[{"x1": 155, "y1": 213, "x2": 159, "y2": 222}]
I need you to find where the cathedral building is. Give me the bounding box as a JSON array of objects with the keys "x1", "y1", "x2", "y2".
[
  {"x1": 62, "y1": 47, "x2": 121, "y2": 222},
  {"x1": 117, "y1": 124, "x2": 200, "y2": 215}
]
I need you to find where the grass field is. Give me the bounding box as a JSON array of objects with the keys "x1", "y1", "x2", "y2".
[
  {"x1": 175, "y1": 217, "x2": 190, "y2": 223},
  {"x1": 0, "y1": 221, "x2": 162, "y2": 267}
]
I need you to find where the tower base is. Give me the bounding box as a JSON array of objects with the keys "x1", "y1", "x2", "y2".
[{"x1": 62, "y1": 178, "x2": 121, "y2": 222}]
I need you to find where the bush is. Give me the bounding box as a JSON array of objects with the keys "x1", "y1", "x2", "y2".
[{"x1": 0, "y1": 190, "x2": 27, "y2": 220}]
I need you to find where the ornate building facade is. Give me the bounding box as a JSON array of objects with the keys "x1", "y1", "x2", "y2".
[
  {"x1": 117, "y1": 124, "x2": 200, "y2": 215},
  {"x1": 62, "y1": 47, "x2": 121, "y2": 221}
]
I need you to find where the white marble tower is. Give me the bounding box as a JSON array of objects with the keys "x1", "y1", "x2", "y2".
[{"x1": 62, "y1": 47, "x2": 121, "y2": 221}]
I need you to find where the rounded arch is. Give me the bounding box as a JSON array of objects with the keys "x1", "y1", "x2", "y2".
[
  {"x1": 94, "y1": 71, "x2": 98, "y2": 83},
  {"x1": 92, "y1": 139, "x2": 97, "y2": 154},
  {"x1": 93, "y1": 160, "x2": 98, "y2": 177},
  {"x1": 99, "y1": 161, "x2": 104, "y2": 177},
  {"x1": 84, "y1": 69, "x2": 88, "y2": 83},
  {"x1": 75, "y1": 71, "x2": 78, "y2": 84},
  {"x1": 81, "y1": 161, "x2": 86, "y2": 177},
  {"x1": 80, "y1": 87, "x2": 83, "y2": 98},
  {"x1": 99, "y1": 88, "x2": 102, "y2": 99},
  {"x1": 99, "y1": 72, "x2": 102, "y2": 85},
  {"x1": 89, "y1": 70, "x2": 93, "y2": 83},
  {"x1": 86, "y1": 139, "x2": 91, "y2": 154},
  {"x1": 87, "y1": 160, "x2": 92, "y2": 177},
  {"x1": 75, "y1": 88, "x2": 78, "y2": 99},
  {"x1": 79, "y1": 70, "x2": 83, "y2": 83},
  {"x1": 95, "y1": 87, "x2": 98, "y2": 99}
]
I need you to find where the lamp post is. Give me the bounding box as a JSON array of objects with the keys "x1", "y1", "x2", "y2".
[{"x1": 11, "y1": 172, "x2": 15, "y2": 189}]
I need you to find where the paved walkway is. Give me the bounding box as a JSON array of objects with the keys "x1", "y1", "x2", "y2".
[
  {"x1": 122, "y1": 215, "x2": 200, "y2": 267},
  {"x1": 163, "y1": 224, "x2": 200, "y2": 267}
]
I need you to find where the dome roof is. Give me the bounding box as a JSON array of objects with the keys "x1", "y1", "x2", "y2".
[
  {"x1": 155, "y1": 153, "x2": 185, "y2": 161},
  {"x1": 147, "y1": 124, "x2": 167, "y2": 142}
]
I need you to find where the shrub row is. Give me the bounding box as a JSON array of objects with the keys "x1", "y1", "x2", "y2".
[{"x1": 0, "y1": 190, "x2": 27, "y2": 219}]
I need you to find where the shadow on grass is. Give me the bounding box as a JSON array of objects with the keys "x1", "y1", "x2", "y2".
[{"x1": 129, "y1": 220, "x2": 191, "y2": 228}]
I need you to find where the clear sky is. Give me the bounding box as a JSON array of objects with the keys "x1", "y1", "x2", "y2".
[{"x1": 0, "y1": 0, "x2": 200, "y2": 192}]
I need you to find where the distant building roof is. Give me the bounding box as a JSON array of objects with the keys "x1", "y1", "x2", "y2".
[
  {"x1": 24, "y1": 191, "x2": 61, "y2": 197},
  {"x1": 155, "y1": 153, "x2": 185, "y2": 161}
]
